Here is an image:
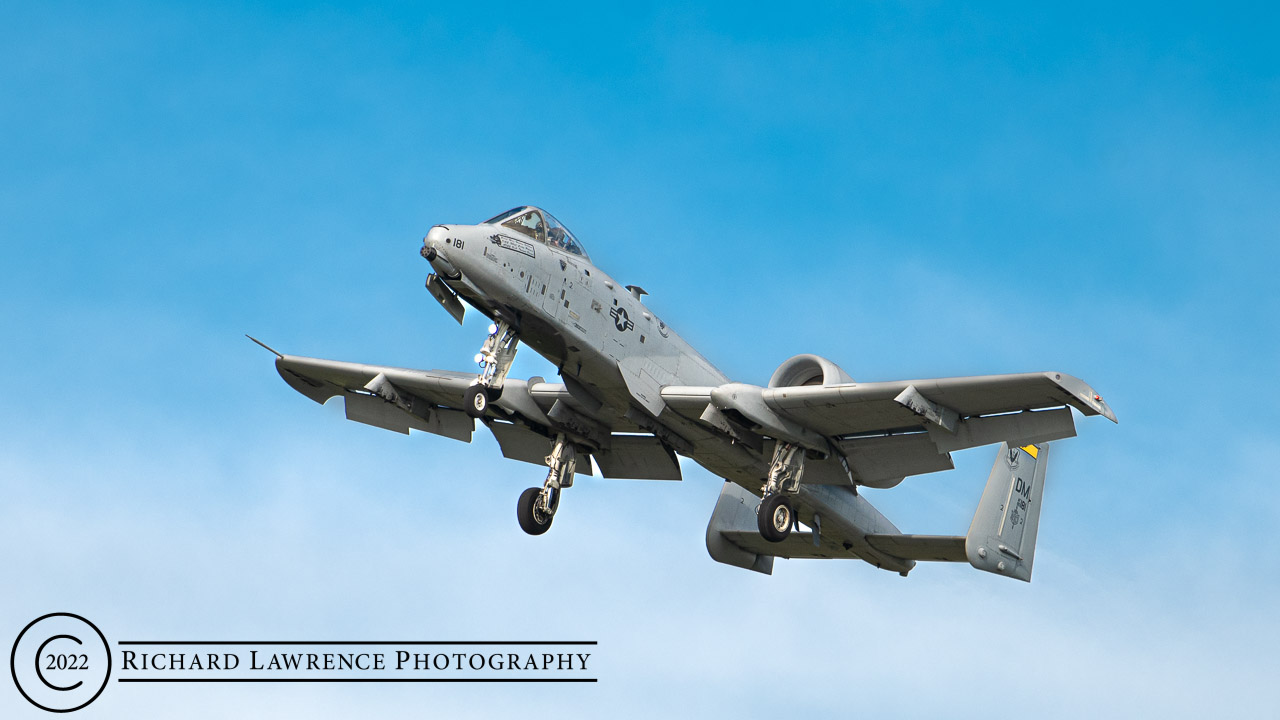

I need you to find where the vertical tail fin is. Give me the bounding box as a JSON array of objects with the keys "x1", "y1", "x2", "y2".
[{"x1": 965, "y1": 442, "x2": 1050, "y2": 582}]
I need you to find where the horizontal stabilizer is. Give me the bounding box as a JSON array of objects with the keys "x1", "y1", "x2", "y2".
[
  {"x1": 863, "y1": 534, "x2": 966, "y2": 563},
  {"x1": 705, "y1": 482, "x2": 774, "y2": 575},
  {"x1": 719, "y1": 530, "x2": 848, "y2": 560},
  {"x1": 858, "y1": 442, "x2": 1052, "y2": 581}
]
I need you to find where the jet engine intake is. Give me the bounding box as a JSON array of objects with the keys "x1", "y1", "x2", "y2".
[{"x1": 768, "y1": 354, "x2": 854, "y2": 388}]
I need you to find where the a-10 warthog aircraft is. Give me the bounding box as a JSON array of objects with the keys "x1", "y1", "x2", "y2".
[{"x1": 255, "y1": 206, "x2": 1116, "y2": 581}]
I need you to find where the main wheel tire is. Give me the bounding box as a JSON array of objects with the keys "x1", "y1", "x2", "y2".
[
  {"x1": 517, "y1": 487, "x2": 553, "y2": 536},
  {"x1": 485, "y1": 385, "x2": 503, "y2": 401},
  {"x1": 758, "y1": 494, "x2": 793, "y2": 543},
  {"x1": 464, "y1": 385, "x2": 488, "y2": 418}
]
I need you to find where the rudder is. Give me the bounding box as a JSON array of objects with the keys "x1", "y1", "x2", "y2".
[{"x1": 965, "y1": 442, "x2": 1050, "y2": 582}]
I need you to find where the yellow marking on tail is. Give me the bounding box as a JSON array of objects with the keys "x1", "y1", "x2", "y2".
[{"x1": 1020, "y1": 445, "x2": 1039, "y2": 459}]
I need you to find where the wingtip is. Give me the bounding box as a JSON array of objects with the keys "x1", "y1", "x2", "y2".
[
  {"x1": 1045, "y1": 371, "x2": 1118, "y2": 424},
  {"x1": 1091, "y1": 395, "x2": 1119, "y2": 423},
  {"x1": 245, "y1": 334, "x2": 283, "y2": 359}
]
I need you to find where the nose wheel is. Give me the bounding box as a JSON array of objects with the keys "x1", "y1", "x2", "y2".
[
  {"x1": 464, "y1": 385, "x2": 500, "y2": 418},
  {"x1": 516, "y1": 435, "x2": 577, "y2": 536},
  {"x1": 465, "y1": 320, "x2": 518, "y2": 419}
]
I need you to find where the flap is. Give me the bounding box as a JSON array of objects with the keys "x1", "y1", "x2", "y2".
[
  {"x1": 343, "y1": 391, "x2": 473, "y2": 442},
  {"x1": 593, "y1": 435, "x2": 681, "y2": 480},
  {"x1": 490, "y1": 421, "x2": 554, "y2": 466},
  {"x1": 489, "y1": 421, "x2": 593, "y2": 476},
  {"x1": 840, "y1": 433, "x2": 954, "y2": 486}
]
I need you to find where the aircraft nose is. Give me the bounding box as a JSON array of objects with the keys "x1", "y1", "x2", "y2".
[
  {"x1": 420, "y1": 225, "x2": 462, "y2": 279},
  {"x1": 422, "y1": 225, "x2": 449, "y2": 259}
]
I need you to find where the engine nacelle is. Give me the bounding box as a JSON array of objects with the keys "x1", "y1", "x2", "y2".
[{"x1": 768, "y1": 354, "x2": 854, "y2": 388}]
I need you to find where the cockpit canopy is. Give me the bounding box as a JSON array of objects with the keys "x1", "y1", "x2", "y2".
[{"x1": 483, "y1": 206, "x2": 588, "y2": 259}]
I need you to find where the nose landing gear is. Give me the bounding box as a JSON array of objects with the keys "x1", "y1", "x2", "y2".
[
  {"x1": 465, "y1": 320, "x2": 519, "y2": 419},
  {"x1": 517, "y1": 435, "x2": 577, "y2": 535},
  {"x1": 757, "y1": 441, "x2": 806, "y2": 542}
]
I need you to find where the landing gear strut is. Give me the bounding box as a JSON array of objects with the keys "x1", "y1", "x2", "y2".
[
  {"x1": 465, "y1": 320, "x2": 518, "y2": 419},
  {"x1": 757, "y1": 441, "x2": 806, "y2": 542},
  {"x1": 517, "y1": 435, "x2": 577, "y2": 536}
]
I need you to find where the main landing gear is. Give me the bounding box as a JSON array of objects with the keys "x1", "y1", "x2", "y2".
[
  {"x1": 517, "y1": 435, "x2": 577, "y2": 535},
  {"x1": 464, "y1": 320, "x2": 518, "y2": 419},
  {"x1": 757, "y1": 441, "x2": 806, "y2": 543}
]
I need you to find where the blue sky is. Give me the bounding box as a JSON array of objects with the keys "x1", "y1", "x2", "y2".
[{"x1": 2, "y1": 2, "x2": 1278, "y2": 717}]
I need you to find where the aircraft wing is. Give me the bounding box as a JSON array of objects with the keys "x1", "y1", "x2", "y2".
[
  {"x1": 761, "y1": 371, "x2": 1117, "y2": 436},
  {"x1": 274, "y1": 353, "x2": 483, "y2": 442},
  {"x1": 664, "y1": 371, "x2": 1112, "y2": 487},
  {"x1": 275, "y1": 353, "x2": 473, "y2": 410},
  {"x1": 269, "y1": 351, "x2": 683, "y2": 480},
  {"x1": 664, "y1": 371, "x2": 1114, "y2": 439}
]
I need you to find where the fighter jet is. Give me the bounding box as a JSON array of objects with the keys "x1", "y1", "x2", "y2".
[{"x1": 254, "y1": 206, "x2": 1116, "y2": 580}]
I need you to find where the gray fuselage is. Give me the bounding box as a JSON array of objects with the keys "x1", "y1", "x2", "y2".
[
  {"x1": 421, "y1": 219, "x2": 785, "y2": 487},
  {"x1": 425, "y1": 223, "x2": 724, "y2": 404},
  {"x1": 422, "y1": 213, "x2": 910, "y2": 573}
]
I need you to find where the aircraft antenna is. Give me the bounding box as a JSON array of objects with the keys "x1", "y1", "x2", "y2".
[{"x1": 245, "y1": 335, "x2": 283, "y2": 358}]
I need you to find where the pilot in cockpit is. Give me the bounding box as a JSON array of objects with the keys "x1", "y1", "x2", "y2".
[
  {"x1": 491, "y1": 207, "x2": 587, "y2": 258},
  {"x1": 547, "y1": 226, "x2": 566, "y2": 249}
]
